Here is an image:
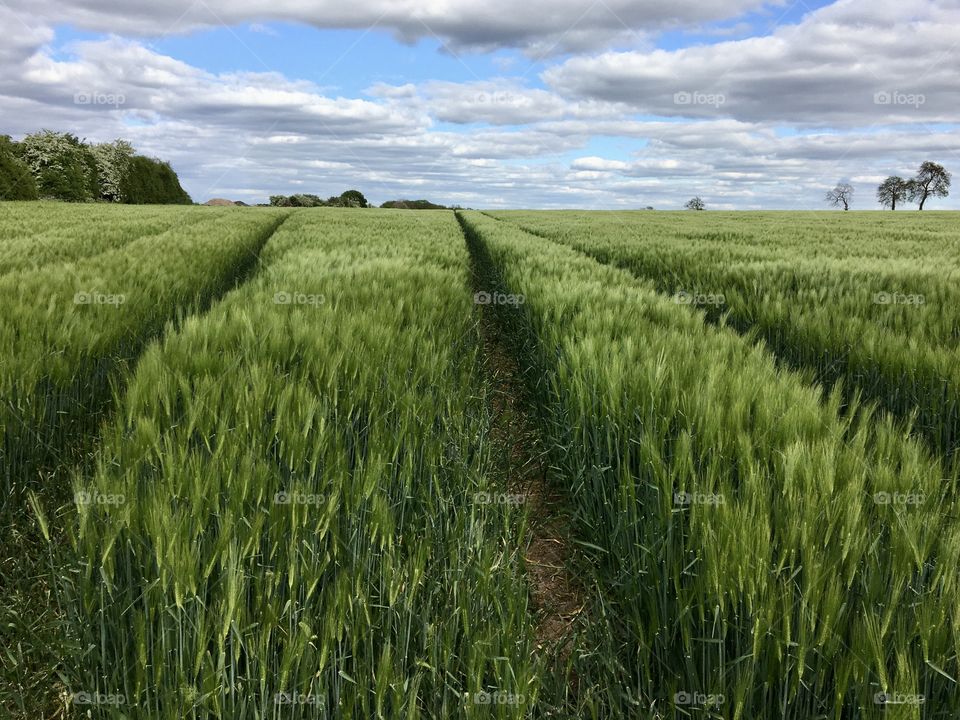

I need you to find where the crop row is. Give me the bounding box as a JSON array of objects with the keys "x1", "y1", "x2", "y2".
[
  {"x1": 0, "y1": 208, "x2": 288, "y2": 509},
  {"x1": 0, "y1": 203, "x2": 216, "y2": 274},
  {"x1": 491, "y1": 210, "x2": 960, "y2": 462},
  {"x1": 64, "y1": 210, "x2": 538, "y2": 718},
  {"x1": 460, "y1": 210, "x2": 960, "y2": 719}
]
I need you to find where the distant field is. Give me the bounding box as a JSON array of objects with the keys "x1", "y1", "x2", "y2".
[{"x1": 2, "y1": 204, "x2": 958, "y2": 719}]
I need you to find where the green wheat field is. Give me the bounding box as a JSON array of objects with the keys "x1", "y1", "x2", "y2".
[{"x1": 2, "y1": 203, "x2": 959, "y2": 719}]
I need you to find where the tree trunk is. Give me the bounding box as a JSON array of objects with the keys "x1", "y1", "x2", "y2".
[
  {"x1": 919, "y1": 194, "x2": 926, "y2": 210},
  {"x1": 891, "y1": 197, "x2": 896, "y2": 211}
]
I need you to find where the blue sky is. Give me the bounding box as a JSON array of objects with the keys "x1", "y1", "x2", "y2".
[{"x1": 2, "y1": 0, "x2": 958, "y2": 208}]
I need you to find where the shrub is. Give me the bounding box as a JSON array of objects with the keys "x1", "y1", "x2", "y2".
[
  {"x1": 0, "y1": 136, "x2": 39, "y2": 200},
  {"x1": 123, "y1": 155, "x2": 192, "y2": 204}
]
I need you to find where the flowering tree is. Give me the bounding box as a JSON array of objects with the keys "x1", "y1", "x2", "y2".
[
  {"x1": 91, "y1": 140, "x2": 136, "y2": 202},
  {"x1": 17, "y1": 130, "x2": 99, "y2": 201}
]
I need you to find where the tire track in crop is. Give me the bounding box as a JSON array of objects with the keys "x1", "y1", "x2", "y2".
[
  {"x1": 457, "y1": 212, "x2": 584, "y2": 698},
  {"x1": 0, "y1": 209, "x2": 212, "y2": 277},
  {"x1": 488, "y1": 212, "x2": 960, "y2": 469},
  {"x1": 1, "y1": 211, "x2": 291, "y2": 720},
  {"x1": 8, "y1": 212, "x2": 292, "y2": 497}
]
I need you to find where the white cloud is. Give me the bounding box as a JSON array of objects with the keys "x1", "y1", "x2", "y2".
[
  {"x1": 370, "y1": 80, "x2": 626, "y2": 125},
  {"x1": 0, "y1": 0, "x2": 779, "y2": 54},
  {"x1": 1, "y1": 1, "x2": 958, "y2": 209},
  {"x1": 544, "y1": 0, "x2": 960, "y2": 125},
  {"x1": 9, "y1": 37, "x2": 428, "y2": 138}
]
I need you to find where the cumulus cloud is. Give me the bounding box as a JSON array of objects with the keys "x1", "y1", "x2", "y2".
[
  {"x1": 0, "y1": 0, "x2": 778, "y2": 54},
  {"x1": 543, "y1": 0, "x2": 960, "y2": 125},
  {"x1": 0, "y1": 7, "x2": 54, "y2": 65},
  {"x1": 5, "y1": 36, "x2": 429, "y2": 142},
  {"x1": 1, "y1": 0, "x2": 958, "y2": 209},
  {"x1": 369, "y1": 80, "x2": 625, "y2": 125}
]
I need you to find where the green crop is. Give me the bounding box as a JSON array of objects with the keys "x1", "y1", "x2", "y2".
[
  {"x1": 0, "y1": 203, "x2": 213, "y2": 275},
  {"x1": 62, "y1": 210, "x2": 538, "y2": 719},
  {"x1": 0, "y1": 208, "x2": 288, "y2": 506},
  {"x1": 461, "y1": 210, "x2": 960, "y2": 719},
  {"x1": 5, "y1": 204, "x2": 959, "y2": 720},
  {"x1": 492, "y1": 210, "x2": 960, "y2": 463}
]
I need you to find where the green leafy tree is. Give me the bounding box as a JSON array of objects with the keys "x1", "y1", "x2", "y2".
[
  {"x1": 0, "y1": 135, "x2": 39, "y2": 200},
  {"x1": 876, "y1": 176, "x2": 909, "y2": 210},
  {"x1": 380, "y1": 199, "x2": 448, "y2": 210},
  {"x1": 684, "y1": 196, "x2": 705, "y2": 210},
  {"x1": 17, "y1": 130, "x2": 99, "y2": 201},
  {"x1": 123, "y1": 155, "x2": 192, "y2": 204},
  {"x1": 270, "y1": 190, "x2": 369, "y2": 208},
  {"x1": 338, "y1": 190, "x2": 369, "y2": 208},
  {"x1": 289, "y1": 194, "x2": 324, "y2": 207}
]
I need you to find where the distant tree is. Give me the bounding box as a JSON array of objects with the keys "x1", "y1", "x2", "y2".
[
  {"x1": 90, "y1": 139, "x2": 135, "y2": 202},
  {"x1": 380, "y1": 199, "x2": 448, "y2": 210},
  {"x1": 269, "y1": 190, "x2": 369, "y2": 208},
  {"x1": 1, "y1": 131, "x2": 189, "y2": 204},
  {"x1": 17, "y1": 130, "x2": 99, "y2": 201},
  {"x1": 0, "y1": 135, "x2": 39, "y2": 200},
  {"x1": 338, "y1": 189, "x2": 368, "y2": 208},
  {"x1": 684, "y1": 196, "x2": 705, "y2": 210},
  {"x1": 908, "y1": 161, "x2": 951, "y2": 210},
  {"x1": 825, "y1": 183, "x2": 854, "y2": 211},
  {"x1": 288, "y1": 194, "x2": 325, "y2": 207},
  {"x1": 876, "y1": 176, "x2": 909, "y2": 210}
]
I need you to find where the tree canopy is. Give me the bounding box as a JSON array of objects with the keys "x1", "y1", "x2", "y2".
[
  {"x1": 270, "y1": 190, "x2": 370, "y2": 208},
  {"x1": 380, "y1": 199, "x2": 449, "y2": 210},
  {"x1": 909, "y1": 161, "x2": 951, "y2": 210},
  {"x1": 0, "y1": 135, "x2": 39, "y2": 200},
  {"x1": 1, "y1": 130, "x2": 191, "y2": 204},
  {"x1": 123, "y1": 156, "x2": 192, "y2": 204},
  {"x1": 876, "y1": 176, "x2": 909, "y2": 210}
]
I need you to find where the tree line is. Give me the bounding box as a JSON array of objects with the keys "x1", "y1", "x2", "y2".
[
  {"x1": 0, "y1": 130, "x2": 191, "y2": 204},
  {"x1": 268, "y1": 194, "x2": 453, "y2": 210},
  {"x1": 269, "y1": 191, "x2": 370, "y2": 208},
  {"x1": 827, "y1": 161, "x2": 951, "y2": 211}
]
